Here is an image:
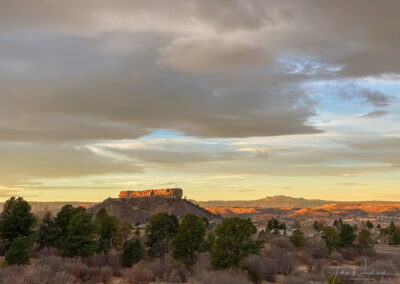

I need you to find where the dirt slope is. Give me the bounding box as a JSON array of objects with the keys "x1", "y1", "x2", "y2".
[{"x1": 88, "y1": 197, "x2": 218, "y2": 224}]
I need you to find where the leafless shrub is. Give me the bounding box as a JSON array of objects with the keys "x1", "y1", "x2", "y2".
[
  {"x1": 283, "y1": 271, "x2": 325, "y2": 284},
  {"x1": 35, "y1": 253, "x2": 114, "y2": 283},
  {"x1": 267, "y1": 248, "x2": 295, "y2": 275},
  {"x1": 378, "y1": 253, "x2": 400, "y2": 268},
  {"x1": 193, "y1": 253, "x2": 211, "y2": 272},
  {"x1": 82, "y1": 250, "x2": 122, "y2": 276},
  {"x1": 189, "y1": 269, "x2": 252, "y2": 284},
  {"x1": 269, "y1": 236, "x2": 295, "y2": 251},
  {"x1": 329, "y1": 251, "x2": 344, "y2": 263},
  {"x1": 31, "y1": 246, "x2": 58, "y2": 258},
  {"x1": 168, "y1": 269, "x2": 184, "y2": 283},
  {"x1": 146, "y1": 254, "x2": 189, "y2": 282},
  {"x1": 370, "y1": 259, "x2": 396, "y2": 280},
  {"x1": 353, "y1": 248, "x2": 377, "y2": 261},
  {"x1": 309, "y1": 258, "x2": 330, "y2": 274},
  {"x1": 304, "y1": 239, "x2": 328, "y2": 259},
  {"x1": 242, "y1": 254, "x2": 278, "y2": 282},
  {"x1": 122, "y1": 262, "x2": 155, "y2": 284},
  {"x1": 0, "y1": 264, "x2": 80, "y2": 284},
  {"x1": 355, "y1": 255, "x2": 371, "y2": 266},
  {"x1": 99, "y1": 265, "x2": 113, "y2": 282},
  {"x1": 0, "y1": 265, "x2": 25, "y2": 284},
  {"x1": 50, "y1": 271, "x2": 80, "y2": 284},
  {"x1": 341, "y1": 247, "x2": 358, "y2": 260}
]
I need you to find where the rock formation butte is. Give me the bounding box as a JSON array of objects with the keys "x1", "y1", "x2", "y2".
[
  {"x1": 119, "y1": 188, "x2": 183, "y2": 199},
  {"x1": 90, "y1": 188, "x2": 217, "y2": 224}
]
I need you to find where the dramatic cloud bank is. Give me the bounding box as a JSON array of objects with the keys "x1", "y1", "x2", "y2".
[{"x1": 0, "y1": 0, "x2": 399, "y2": 200}]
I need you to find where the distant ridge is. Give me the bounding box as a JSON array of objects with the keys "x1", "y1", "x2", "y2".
[
  {"x1": 198, "y1": 195, "x2": 332, "y2": 208},
  {"x1": 290, "y1": 203, "x2": 400, "y2": 218},
  {"x1": 198, "y1": 195, "x2": 400, "y2": 209}
]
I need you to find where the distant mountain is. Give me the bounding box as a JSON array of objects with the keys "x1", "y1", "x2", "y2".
[
  {"x1": 205, "y1": 207, "x2": 261, "y2": 216},
  {"x1": 290, "y1": 203, "x2": 400, "y2": 218},
  {"x1": 198, "y1": 195, "x2": 333, "y2": 208},
  {"x1": 88, "y1": 196, "x2": 218, "y2": 224},
  {"x1": 205, "y1": 206, "x2": 295, "y2": 217}
]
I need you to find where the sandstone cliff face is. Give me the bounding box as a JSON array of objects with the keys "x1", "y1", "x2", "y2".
[{"x1": 119, "y1": 188, "x2": 183, "y2": 199}]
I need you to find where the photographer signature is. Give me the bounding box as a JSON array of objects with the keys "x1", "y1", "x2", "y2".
[{"x1": 322, "y1": 258, "x2": 395, "y2": 282}]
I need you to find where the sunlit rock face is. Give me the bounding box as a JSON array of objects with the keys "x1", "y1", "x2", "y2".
[{"x1": 119, "y1": 188, "x2": 183, "y2": 199}]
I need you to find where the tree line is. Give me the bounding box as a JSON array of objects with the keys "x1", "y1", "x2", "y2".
[{"x1": 0, "y1": 197, "x2": 262, "y2": 271}]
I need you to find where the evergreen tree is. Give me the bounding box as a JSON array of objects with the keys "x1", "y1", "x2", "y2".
[
  {"x1": 390, "y1": 228, "x2": 400, "y2": 245},
  {"x1": 113, "y1": 221, "x2": 132, "y2": 249},
  {"x1": 201, "y1": 217, "x2": 210, "y2": 228},
  {"x1": 5, "y1": 236, "x2": 32, "y2": 265},
  {"x1": 340, "y1": 224, "x2": 356, "y2": 247},
  {"x1": 366, "y1": 220, "x2": 373, "y2": 229},
  {"x1": 313, "y1": 220, "x2": 324, "y2": 231},
  {"x1": 171, "y1": 214, "x2": 206, "y2": 265},
  {"x1": 289, "y1": 229, "x2": 306, "y2": 254},
  {"x1": 62, "y1": 209, "x2": 96, "y2": 257},
  {"x1": 267, "y1": 218, "x2": 279, "y2": 231},
  {"x1": 37, "y1": 211, "x2": 58, "y2": 248},
  {"x1": 122, "y1": 239, "x2": 144, "y2": 267},
  {"x1": 145, "y1": 213, "x2": 179, "y2": 258},
  {"x1": 388, "y1": 221, "x2": 396, "y2": 235},
  {"x1": 358, "y1": 229, "x2": 374, "y2": 249},
  {"x1": 322, "y1": 226, "x2": 340, "y2": 252},
  {"x1": 203, "y1": 232, "x2": 215, "y2": 252},
  {"x1": 53, "y1": 205, "x2": 84, "y2": 249},
  {"x1": 95, "y1": 208, "x2": 119, "y2": 253},
  {"x1": 210, "y1": 217, "x2": 258, "y2": 269},
  {"x1": 0, "y1": 197, "x2": 36, "y2": 244}
]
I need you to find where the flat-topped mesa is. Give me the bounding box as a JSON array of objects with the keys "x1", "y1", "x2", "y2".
[{"x1": 119, "y1": 188, "x2": 183, "y2": 199}]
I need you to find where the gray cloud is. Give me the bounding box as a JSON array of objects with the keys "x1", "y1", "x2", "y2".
[
  {"x1": 90, "y1": 136, "x2": 400, "y2": 178},
  {"x1": 0, "y1": 32, "x2": 319, "y2": 141},
  {"x1": 1, "y1": 0, "x2": 400, "y2": 143},
  {"x1": 0, "y1": 143, "x2": 141, "y2": 186},
  {"x1": 159, "y1": 36, "x2": 272, "y2": 73},
  {"x1": 1, "y1": 0, "x2": 400, "y2": 77},
  {"x1": 336, "y1": 86, "x2": 394, "y2": 112},
  {"x1": 360, "y1": 110, "x2": 388, "y2": 118},
  {"x1": 360, "y1": 89, "x2": 394, "y2": 108},
  {"x1": 348, "y1": 137, "x2": 400, "y2": 152}
]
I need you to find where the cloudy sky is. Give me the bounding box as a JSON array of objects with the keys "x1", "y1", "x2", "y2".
[{"x1": 1, "y1": 0, "x2": 399, "y2": 201}]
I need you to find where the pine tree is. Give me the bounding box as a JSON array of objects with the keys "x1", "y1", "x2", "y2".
[
  {"x1": 210, "y1": 217, "x2": 258, "y2": 269},
  {"x1": 62, "y1": 209, "x2": 96, "y2": 257},
  {"x1": 171, "y1": 214, "x2": 206, "y2": 265},
  {"x1": 5, "y1": 236, "x2": 32, "y2": 265},
  {"x1": 122, "y1": 239, "x2": 144, "y2": 267},
  {"x1": 0, "y1": 197, "x2": 36, "y2": 244},
  {"x1": 37, "y1": 211, "x2": 58, "y2": 248},
  {"x1": 145, "y1": 213, "x2": 179, "y2": 258}
]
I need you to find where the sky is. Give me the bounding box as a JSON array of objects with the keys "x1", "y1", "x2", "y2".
[{"x1": 0, "y1": 0, "x2": 399, "y2": 202}]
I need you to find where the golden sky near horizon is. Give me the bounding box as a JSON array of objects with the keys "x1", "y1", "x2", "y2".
[{"x1": 0, "y1": 0, "x2": 399, "y2": 202}]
